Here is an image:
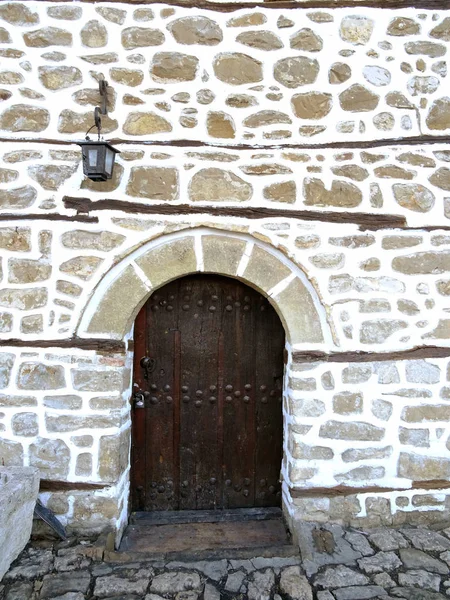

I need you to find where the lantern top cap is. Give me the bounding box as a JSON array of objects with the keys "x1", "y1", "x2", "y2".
[{"x1": 76, "y1": 139, "x2": 120, "y2": 154}]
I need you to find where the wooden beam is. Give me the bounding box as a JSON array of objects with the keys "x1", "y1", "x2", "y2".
[
  {"x1": 24, "y1": 0, "x2": 450, "y2": 11},
  {"x1": 0, "y1": 337, "x2": 126, "y2": 353},
  {"x1": 1, "y1": 134, "x2": 450, "y2": 151},
  {"x1": 40, "y1": 480, "x2": 107, "y2": 492},
  {"x1": 292, "y1": 345, "x2": 450, "y2": 364},
  {"x1": 63, "y1": 196, "x2": 407, "y2": 230},
  {"x1": 290, "y1": 479, "x2": 450, "y2": 498}
]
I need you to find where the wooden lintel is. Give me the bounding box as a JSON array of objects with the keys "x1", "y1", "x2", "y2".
[
  {"x1": 1, "y1": 134, "x2": 450, "y2": 151},
  {"x1": 63, "y1": 196, "x2": 407, "y2": 230},
  {"x1": 0, "y1": 337, "x2": 126, "y2": 353},
  {"x1": 290, "y1": 479, "x2": 450, "y2": 498},
  {"x1": 292, "y1": 345, "x2": 450, "y2": 364},
  {"x1": 40, "y1": 480, "x2": 107, "y2": 492},
  {"x1": 19, "y1": 0, "x2": 450, "y2": 11},
  {"x1": 0, "y1": 213, "x2": 98, "y2": 224}
]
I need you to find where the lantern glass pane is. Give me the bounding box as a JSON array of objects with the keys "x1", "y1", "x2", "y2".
[
  {"x1": 88, "y1": 148, "x2": 98, "y2": 167},
  {"x1": 104, "y1": 147, "x2": 114, "y2": 176}
]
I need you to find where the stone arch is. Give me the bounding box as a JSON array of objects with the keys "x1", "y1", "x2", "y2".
[{"x1": 77, "y1": 228, "x2": 331, "y2": 347}]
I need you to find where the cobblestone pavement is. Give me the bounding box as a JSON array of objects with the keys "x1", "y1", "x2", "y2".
[{"x1": 3, "y1": 523, "x2": 450, "y2": 599}]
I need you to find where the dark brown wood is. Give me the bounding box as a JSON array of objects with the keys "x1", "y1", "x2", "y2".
[
  {"x1": 292, "y1": 345, "x2": 450, "y2": 364},
  {"x1": 0, "y1": 213, "x2": 98, "y2": 223},
  {"x1": 18, "y1": 1, "x2": 450, "y2": 13},
  {"x1": 0, "y1": 337, "x2": 125, "y2": 352},
  {"x1": 131, "y1": 274, "x2": 285, "y2": 512},
  {"x1": 63, "y1": 196, "x2": 407, "y2": 230},
  {"x1": 39, "y1": 481, "x2": 106, "y2": 492},
  {"x1": 290, "y1": 479, "x2": 450, "y2": 498}
]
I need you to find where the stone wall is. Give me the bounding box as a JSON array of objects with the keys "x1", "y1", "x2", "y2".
[{"x1": 2, "y1": 0, "x2": 450, "y2": 536}]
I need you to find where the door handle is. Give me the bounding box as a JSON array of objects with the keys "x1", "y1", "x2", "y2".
[
  {"x1": 140, "y1": 356, "x2": 156, "y2": 380},
  {"x1": 133, "y1": 391, "x2": 145, "y2": 408}
]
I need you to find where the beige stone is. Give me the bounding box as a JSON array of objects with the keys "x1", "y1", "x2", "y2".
[
  {"x1": 8, "y1": 259, "x2": 51, "y2": 284},
  {"x1": 333, "y1": 392, "x2": 363, "y2": 415},
  {"x1": 17, "y1": 363, "x2": 65, "y2": 391},
  {"x1": 290, "y1": 28, "x2": 323, "y2": 52},
  {"x1": 98, "y1": 429, "x2": 130, "y2": 482},
  {"x1": 121, "y1": 27, "x2": 165, "y2": 49},
  {"x1": 437, "y1": 280, "x2": 450, "y2": 296},
  {"x1": 385, "y1": 92, "x2": 414, "y2": 110},
  {"x1": 75, "y1": 453, "x2": 92, "y2": 477},
  {"x1": 123, "y1": 94, "x2": 144, "y2": 105},
  {"x1": 342, "y1": 446, "x2": 392, "y2": 462},
  {"x1": 151, "y1": 52, "x2": 199, "y2": 83},
  {"x1": 387, "y1": 17, "x2": 420, "y2": 36},
  {"x1": 133, "y1": 8, "x2": 154, "y2": 22},
  {"x1": 289, "y1": 439, "x2": 333, "y2": 460},
  {"x1": 382, "y1": 235, "x2": 422, "y2": 250},
  {"x1": 0, "y1": 104, "x2": 49, "y2": 132},
  {"x1": 291, "y1": 92, "x2": 332, "y2": 120},
  {"x1": 0, "y1": 439, "x2": 23, "y2": 466},
  {"x1": 289, "y1": 397, "x2": 325, "y2": 418},
  {"x1": 393, "y1": 184, "x2": 435, "y2": 213},
  {"x1": 227, "y1": 13, "x2": 267, "y2": 27},
  {"x1": 360, "y1": 319, "x2": 407, "y2": 344},
  {"x1": 123, "y1": 112, "x2": 172, "y2": 135},
  {"x1": 0, "y1": 288, "x2": 47, "y2": 310},
  {"x1": 0, "y1": 227, "x2": 30, "y2": 251},
  {"x1": 399, "y1": 428, "x2": 430, "y2": 447},
  {"x1": 0, "y1": 168, "x2": 18, "y2": 183},
  {"x1": 214, "y1": 53, "x2": 262, "y2": 85},
  {"x1": 110, "y1": 68, "x2": 143, "y2": 87},
  {"x1": 430, "y1": 17, "x2": 450, "y2": 41},
  {"x1": 189, "y1": 168, "x2": 252, "y2": 202},
  {"x1": 319, "y1": 420, "x2": 384, "y2": 441},
  {"x1": 11, "y1": 413, "x2": 38, "y2": 437},
  {"x1": 136, "y1": 237, "x2": 197, "y2": 290},
  {"x1": 243, "y1": 110, "x2": 291, "y2": 128},
  {"x1": 60, "y1": 256, "x2": 103, "y2": 281},
  {"x1": 427, "y1": 99, "x2": 450, "y2": 131},
  {"x1": 0, "y1": 27, "x2": 10, "y2": 42},
  {"x1": 168, "y1": 17, "x2": 222, "y2": 45},
  {"x1": 398, "y1": 452, "x2": 450, "y2": 480},
  {"x1": 402, "y1": 405, "x2": 450, "y2": 423},
  {"x1": 89, "y1": 396, "x2": 122, "y2": 410},
  {"x1": 243, "y1": 245, "x2": 291, "y2": 294},
  {"x1": 393, "y1": 251, "x2": 450, "y2": 275},
  {"x1": 80, "y1": 52, "x2": 118, "y2": 65},
  {"x1": 3, "y1": 150, "x2": 42, "y2": 163},
  {"x1": 72, "y1": 88, "x2": 116, "y2": 112},
  {"x1": 0, "y1": 3, "x2": 39, "y2": 25},
  {"x1": 95, "y1": 7, "x2": 126, "y2": 25},
  {"x1": 340, "y1": 15, "x2": 374, "y2": 45},
  {"x1": 126, "y1": 166, "x2": 179, "y2": 200},
  {"x1": 408, "y1": 76, "x2": 439, "y2": 97},
  {"x1": 0, "y1": 89, "x2": 12, "y2": 102},
  {"x1": 328, "y1": 62, "x2": 352, "y2": 84},
  {"x1": 207, "y1": 112, "x2": 235, "y2": 139},
  {"x1": 303, "y1": 178, "x2": 362, "y2": 208},
  {"x1": 80, "y1": 20, "x2": 107, "y2": 48},
  {"x1": 0, "y1": 394, "x2": 36, "y2": 407},
  {"x1": 47, "y1": 6, "x2": 81, "y2": 20},
  {"x1": 71, "y1": 369, "x2": 122, "y2": 393},
  {"x1": 0, "y1": 185, "x2": 37, "y2": 210},
  {"x1": 38, "y1": 66, "x2": 82, "y2": 91},
  {"x1": 339, "y1": 84, "x2": 379, "y2": 112},
  {"x1": 46, "y1": 414, "x2": 119, "y2": 432},
  {"x1": 273, "y1": 276, "x2": 324, "y2": 344},
  {"x1": 405, "y1": 41, "x2": 446, "y2": 58},
  {"x1": 375, "y1": 165, "x2": 415, "y2": 180},
  {"x1": 273, "y1": 57, "x2": 319, "y2": 89},
  {"x1": 24, "y1": 27, "x2": 72, "y2": 47},
  {"x1": 240, "y1": 164, "x2": 292, "y2": 176},
  {"x1": 61, "y1": 230, "x2": 125, "y2": 252},
  {"x1": 331, "y1": 165, "x2": 369, "y2": 181},
  {"x1": 397, "y1": 153, "x2": 436, "y2": 168},
  {"x1": 0, "y1": 71, "x2": 23, "y2": 85},
  {"x1": 58, "y1": 109, "x2": 117, "y2": 134},
  {"x1": 87, "y1": 265, "x2": 148, "y2": 337},
  {"x1": 263, "y1": 181, "x2": 296, "y2": 204},
  {"x1": 71, "y1": 435, "x2": 93, "y2": 447},
  {"x1": 329, "y1": 235, "x2": 375, "y2": 248},
  {"x1": 43, "y1": 395, "x2": 82, "y2": 410},
  {"x1": 29, "y1": 438, "x2": 70, "y2": 479},
  {"x1": 336, "y1": 466, "x2": 385, "y2": 483},
  {"x1": 237, "y1": 31, "x2": 283, "y2": 51},
  {"x1": 202, "y1": 236, "x2": 246, "y2": 277},
  {"x1": 309, "y1": 253, "x2": 345, "y2": 269},
  {"x1": 28, "y1": 164, "x2": 77, "y2": 191}
]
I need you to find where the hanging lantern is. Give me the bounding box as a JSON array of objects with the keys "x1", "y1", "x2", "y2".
[
  {"x1": 77, "y1": 85, "x2": 120, "y2": 182},
  {"x1": 78, "y1": 139, "x2": 120, "y2": 182}
]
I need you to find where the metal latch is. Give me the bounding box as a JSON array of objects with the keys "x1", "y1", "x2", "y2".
[{"x1": 133, "y1": 391, "x2": 145, "y2": 408}]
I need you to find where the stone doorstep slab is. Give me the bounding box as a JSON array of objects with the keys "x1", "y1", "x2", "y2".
[{"x1": 0, "y1": 466, "x2": 40, "y2": 581}]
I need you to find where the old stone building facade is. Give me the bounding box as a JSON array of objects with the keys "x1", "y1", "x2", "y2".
[{"x1": 1, "y1": 0, "x2": 450, "y2": 543}]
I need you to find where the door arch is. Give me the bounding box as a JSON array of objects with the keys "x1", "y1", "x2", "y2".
[{"x1": 131, "y1": 274, "x2": 285, "y2": 512}]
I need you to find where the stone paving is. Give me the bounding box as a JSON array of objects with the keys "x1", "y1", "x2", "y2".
[{"x1": 3, "y1": 523, "x2": 450, "y2": 599}]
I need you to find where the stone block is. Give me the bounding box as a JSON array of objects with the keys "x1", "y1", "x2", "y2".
[
  {"x1": 244, "y1": 245, "x2": 291, "y2": 294},
  {"x1": 0, "y1": 466, "x2": 40, "y2": 580},
  {"x1": 136, "y1": 237, "x2": 197, "y2": 290},
  {"x1": 98, "y1": 429, "x2": 130, "y2": 482},
  {"x1": 398, "y1": 452, "x2": 450, "y2": 480},
  {"x1": 202, "y1": 236, "x2": 246, "y2": 277},
  {"x1": 17, "y1": 362, "x2": 65, "y2": 390},
  {"x1": 86, "y1": 264, "x2": 149, "y2": 337},
  {"x1": 29, "y1": 437, "x2": 70, "y2": 479}
]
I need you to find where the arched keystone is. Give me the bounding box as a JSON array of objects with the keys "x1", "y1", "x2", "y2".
[{"x1": 202, "y1": 235, "x2": 247, "y2": 276}]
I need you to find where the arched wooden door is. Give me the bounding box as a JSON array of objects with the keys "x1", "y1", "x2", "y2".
[{"x1": 131, "y1": 274, "x2": 285, "y2": 512}]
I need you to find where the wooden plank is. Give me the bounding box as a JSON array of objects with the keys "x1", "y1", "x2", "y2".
[
  {"x1": 292, "y1": 345, "x2": 450, "y2": 364},
  {"x1": 0, "y1": 338, "x2": 126, "y2": 352},
  {"x1": 131, "y1": 507, "x2": 282, "y2": 525}
]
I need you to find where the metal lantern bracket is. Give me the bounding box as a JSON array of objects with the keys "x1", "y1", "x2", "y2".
[{"x1": 99, "y1": 79, "x2": 108, "y2": 116}]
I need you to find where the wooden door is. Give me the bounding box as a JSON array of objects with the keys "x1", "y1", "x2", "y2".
[{"x1": 131, "y1": 274, "x2": 284, "y2": 512}]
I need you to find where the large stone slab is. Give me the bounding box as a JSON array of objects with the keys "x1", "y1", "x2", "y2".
[{"x1": 0, "y1": 466, "x2": 39, "y2": 580}]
